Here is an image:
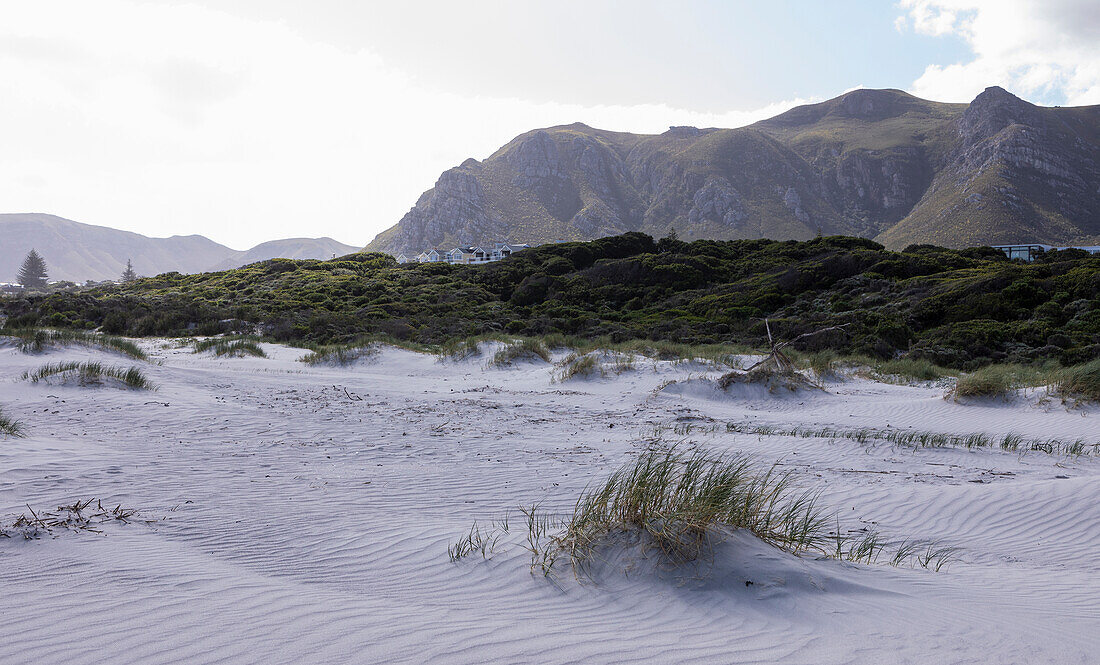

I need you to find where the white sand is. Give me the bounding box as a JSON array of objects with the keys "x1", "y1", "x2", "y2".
[{"x1": 1, "y1": 341, "x2": 1098, "y2": 664}]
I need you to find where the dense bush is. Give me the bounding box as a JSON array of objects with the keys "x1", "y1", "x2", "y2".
[{"x1": 3, "y1": 233, "x2": 1098, "y2": 368}]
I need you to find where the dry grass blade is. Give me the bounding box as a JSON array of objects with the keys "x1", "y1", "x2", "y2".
[{"x1": 1, "y1": 498, "x2": 145, "y2": 540}]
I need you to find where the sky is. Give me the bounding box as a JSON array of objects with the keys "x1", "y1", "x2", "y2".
[{"x1": 1, "y1": 0, "x2": 1098, "y2": 250}]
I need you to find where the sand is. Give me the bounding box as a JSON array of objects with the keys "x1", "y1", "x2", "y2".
[{"x1": 1, "y1": 340, "x2": 1097, "y2": 664}]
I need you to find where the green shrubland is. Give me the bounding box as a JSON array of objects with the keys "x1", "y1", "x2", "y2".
[{"x1": 2, "y1": 233, "x2": 1097, "y2": 369}]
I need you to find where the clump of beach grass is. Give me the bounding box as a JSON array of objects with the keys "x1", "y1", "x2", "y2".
[
  {"x1": 450, "y1": 446, "x2": 959, "y2": 576},
  {"x1": 716, "y1": 366, "x2": 822, "y2": 393},
  {"x1": 192, "y1": 336, "x2": 267, "y2": 358},
  {"x1": 553, "y1": 352, "x2": 600, "y2": 381},
  {"x1": 0, "y1": 406, "x2": 24, "y2": 437},
  {"x1": 299, "y1": 344, "x2": 378, "y2": 365},
  {"x1": 22, "y1": 361, "x2": 156, "y2": 390},
  {"x1": 948, "y1": 364, "x2": 1045, "y2": 400},
  {"x1": 549, "y1": 447, "x2": 828, "y2": 571},
  {"x1": 875, "y1": 358, "x2": 953, "y2": 382},
  {"x1": 490, "y1": 338, "x2": 551, "y2": 366},
  {"x1": 1, "y1": 327, "x2": 147, "y2": 361},
  {"x1": 438, "y1": 337, "x2": 486, "y2": 361},
  {"x1": 716, "y1": 420, "x2": 1098, "y2": 456},
  {"x1": 1050, "y1": 359, "x2": 1100, "y2": 402}
]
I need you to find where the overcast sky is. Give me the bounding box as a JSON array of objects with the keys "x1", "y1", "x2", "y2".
[{"x1": 2, "y1": 0, "x2": 1098, "y2": 249}]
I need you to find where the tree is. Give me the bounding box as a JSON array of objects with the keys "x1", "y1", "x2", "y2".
[
  {"x1": 657, "y1": 227, "x2": 684, "y2": 254},
  {"x1": 121, "y1": 259, "x2": 137, "y2": 283},
  {"x1": 17, "y1": 249, "x2": 48, "y2": 288}
]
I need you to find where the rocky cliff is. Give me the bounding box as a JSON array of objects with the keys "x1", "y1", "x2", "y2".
[{"x1": 367, "y1": 87, "x2": 1100, "y2": 253}]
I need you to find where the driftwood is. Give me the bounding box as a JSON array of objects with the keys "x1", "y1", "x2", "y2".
[{"x1": 743, "y1": 319, "x2": 850, "y2": 373}]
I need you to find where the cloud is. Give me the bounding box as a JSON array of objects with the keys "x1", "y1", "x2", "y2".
[
  {"x1": 898, "y1": 0, "x2": 1100, "y2": 105},
  {"x1": 0, "y1": 0, "x2": 814, "y2": 249}
]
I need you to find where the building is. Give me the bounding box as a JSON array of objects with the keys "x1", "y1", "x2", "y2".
[
  {"x1": 991, "y1": 244, "x2": 1100, "y2": 262},
  {"x1": 398, "y1": 242, "x2": 530, "y2": 265}
]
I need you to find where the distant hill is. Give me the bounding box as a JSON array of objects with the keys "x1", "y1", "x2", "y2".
[
  {"x1": 367, "y1": 87, "x2": 1100, "y2": 253},
  {"x1": 207, "y1": 237, "x2": 360, "y2": 271},
  {"x1": 0, "y1": 213, "x2": 359, "y2": 283}
]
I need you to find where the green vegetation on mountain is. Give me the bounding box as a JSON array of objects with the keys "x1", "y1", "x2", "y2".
[
  {"x1": 3, "y1": 233, "x2": 1099, "y2": 368},
  {"x1": 369, "y1": 87, "x2": 1100, "y2": 254}
]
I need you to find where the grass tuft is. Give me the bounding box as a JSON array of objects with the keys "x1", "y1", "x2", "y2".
[
  {"x1": 949, "y1": 364, "x2": 1044, "y2": 400},
  {"x1": 546, "y1": 447, "x2": 830, "y2": 572},
  {"x1": 490, "y1": 338, "x2": 551, "y2": 366},
  {"x1": 193, "y1": 336, "x2": 267, "y2": 358},
  {"x1": 875, "y1": 358, "x2": 952, "y2": 382},
  {"x1": 299, "y1": 344, "x2": 377, "y2": 365},
  {"x1": 22, "y1": 361, "x2": 156, "y2": 390},
  {"x1": 553, "y1": 352, "x2": 600, "y2": 381},
  {"x1": 0, "y1": 406, "x2": 25, "y2": 437},
  {"x1": 450, "y1": 446, "x2": 960, "y2": 577},
  {"x1": 716, "y1": 366, "x2": 821, "y2": 392},
  {"x1": 2, "y1": 327, "x2": 147, "y2": 360},
  {"x1": 1050, "y1": 359, "x2": 1100, "y2": 402}
]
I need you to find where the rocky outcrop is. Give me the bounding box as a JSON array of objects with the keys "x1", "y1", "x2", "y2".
[
  {"x1": 878, "y1": 87, "x2": 1100, "y2": 248},
  {"x1": 368, "y1": 87, "x2": 1100, "y2": 254}
]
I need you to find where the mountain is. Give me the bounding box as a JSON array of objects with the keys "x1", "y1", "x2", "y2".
[
  {"x1": 367, "y1": 87, "x2": 1100, "y2": 253},
  {"x1": 0, "y1": 213, "x2": 358, "y2": 283},
  {"x1": 206, "y1": 237, "x2": 360, "y2": 271}
]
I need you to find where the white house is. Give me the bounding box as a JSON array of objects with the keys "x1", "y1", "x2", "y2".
[
  {"x1": 447, "y1": 247, "x2": 473, "y2": 264},
  {"x1": 401, "y1": 242, "x2": 530, "y2": 265}
]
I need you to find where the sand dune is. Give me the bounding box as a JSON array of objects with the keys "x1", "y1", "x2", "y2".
[{"x1": 1, "y1": 341, "x2": 1098, "y2": 664}]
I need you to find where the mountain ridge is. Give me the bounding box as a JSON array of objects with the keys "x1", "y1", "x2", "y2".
[
  {"x1": 0, "y1": 213, "x2": 359, "y2": 283},
  {"x1": 367, "y1": 87, "x2": 1100, "y2": 254}
]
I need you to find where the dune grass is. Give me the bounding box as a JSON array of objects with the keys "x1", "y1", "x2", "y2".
[
  {"x1": 716, "y1": 365, "x2": 822, "y2": 392},
  {"x1": 548, "y1": 448, "x2": 829, "y2": 571},
  {"x1": 1051, "y1": 359, "x2": 1100, "y2": 402},
  {"x1": 437, "y1": 336, "x2": 492, "y2": 361},
  {"x1": 439, "y1": 333, "x2": 751, "y2": 368},
  {"x1": 22, "y1": 361, "x2": 156, "y2": 390},
  {"x1": 450, "y1": 447, "x2": 958, "y2": 576},
  {"x1": 875, "y1": 358, "x2": 953, "y2": 382},
  {"x1": 490, "y1": 338, "x2": 552, "y2": 366},
  {"x1": 192, "y1": 336, "x2": 267, "y2": 358},
  {"x1": 714, "y1": 421, "x2": 1097, "y2": 456},
  {"x1": 949, "y1": 364, "x2": 1046, "y2": 400},
  {"x1": 299, "y1": 343, "x2": 378, "y2": 365},
  {"x1": 0, "y1": 406, "x2": 24, "y2": 437},
  {"x1": 2, "y1": 327, "x2": 147, "y2": 361},
  {"x1": 553, "y1": 352, "x2": 600, "y2": 381},
  {"x1": 783, "y1": 350, "x2": 955, "y2": 384}
]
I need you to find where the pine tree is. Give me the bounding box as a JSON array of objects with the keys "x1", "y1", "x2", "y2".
[
  {"x1": 121, "y1": 259, "x2": 137, "y2": 283},
  {"x1": 17, "y1": 249, "x2": 48, "y2": 288}
]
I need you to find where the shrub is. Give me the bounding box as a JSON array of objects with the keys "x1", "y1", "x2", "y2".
[{"x1": 22, "y1": 361, "x2": 156, "y2": 390}]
